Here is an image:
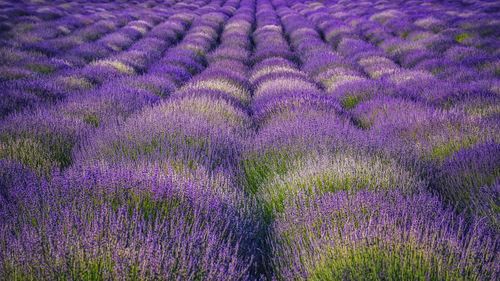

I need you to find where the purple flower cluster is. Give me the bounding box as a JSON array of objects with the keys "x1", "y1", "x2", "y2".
[
  {"x1": 271, "y1": 189, "x2": 499, "y2": 280},
  {"x1": 246, "y1": 0, "x2": 499, "y2": 279},
  {"x1": 0, "y1": 161, "x2": 257, "y2": 280},
  {"x1": 1, "y1": 0, "x2": 499, "y2": 280}
]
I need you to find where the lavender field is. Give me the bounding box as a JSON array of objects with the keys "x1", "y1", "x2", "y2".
[{"x1": 0, "y1": 0, "x2": 499, "y2": 280}]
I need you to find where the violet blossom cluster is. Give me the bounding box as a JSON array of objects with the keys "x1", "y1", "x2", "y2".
[{"x1": 1, "y1": 0, "x2": 499, "y2": 280}]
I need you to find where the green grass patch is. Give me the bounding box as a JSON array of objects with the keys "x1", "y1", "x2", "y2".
[{"x1": 455, "y1": 33, "x2": 471, "y2": 43}]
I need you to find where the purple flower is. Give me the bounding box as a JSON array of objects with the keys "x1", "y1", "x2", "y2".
[
  {"x1": 0, "y1": 164, "x2": 257, "y2": 280},
  {"x1": 271, "y1": 189, "x2": 499, "y2": 280}
]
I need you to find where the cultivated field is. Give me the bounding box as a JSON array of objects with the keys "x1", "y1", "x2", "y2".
[{"x1": 0, "y1": 0, "x2": 499, "y2": 280}]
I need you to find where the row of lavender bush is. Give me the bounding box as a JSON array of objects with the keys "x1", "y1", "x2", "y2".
[{"x1": 1, "y1": 0, "x2": 499, "y2": 280}]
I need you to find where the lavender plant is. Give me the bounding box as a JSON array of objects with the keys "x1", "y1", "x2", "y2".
[
  {"x1": 0, "y1": 163, "x2": 256, "y2": 281},
  {"x1": 270, "y1": 189, "x2": 499, "y2": 280}
]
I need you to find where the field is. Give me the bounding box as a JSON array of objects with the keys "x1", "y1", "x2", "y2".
[{"x1": 0, "y1": 0, "x2": 499, "y2": 280}]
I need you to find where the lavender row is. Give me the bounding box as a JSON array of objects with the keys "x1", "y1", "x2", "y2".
[
  {"x1": 0, "y1": 1, "x2": 208, "y2": 177},
  {"x1": 1, "y1": 0, "x2": 499, "y2": 279},
  {"x1": 75, "y1": 0, "x2": 239, "y2": 174},
  {"x1": 291, "y1": 1, "x2": 495, "y2": 111},
  {"x1": 0, "y1": 3, "x2": 180, "y2": 118},
  {"x1": 237, "y1": 1, "x2": 500, "y2": 279},
  {"x1": 0, "y1": 1, "x2": 267, "y2": 279},
  {"x1": 245, "y1": 1, "x2": 411, "y2": 278},
  {"x1": 288, "y1": 1, "x2": 500, "y2": 228},
  {"x1": 314, "y1": 1, "x2": 499, "y2": 94},
  {"x1": 1, "y1": 2, "x2": 173, "y2": 74},
  {"x1": 0, "y1": 0, "x2": 127, "y2": 42}
]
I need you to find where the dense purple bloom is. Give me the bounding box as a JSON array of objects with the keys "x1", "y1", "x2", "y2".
[
  {"x1": 337, "y1": 38, "x2": 386, "y2": 60},
  {"x1": 252, "y1": 91, "x2": 342, "y2": 126},
  {"x1": 160, "y1": 50, "x2": 205, "y2": 74},
  {"x1": 445, "y1": 46, "x2": 491, "y2": 67},
  {"x1": 207, "y1": 46, "x2": 251, "y2": 64},
  {"x1": 242, "y1": 107, "x2": 365, "y2": 191},
  {"x1": 1, "y1": 0, "x2": 499, "y2": 279},
  {"x1": 0, "y1": 164, "x2": 257, "y2": 280},
  {"x1": 429, "y1": 141, "x2": 500, "y2": 228},
  {"x1": 0, "y1": 159, "x2": 42, "y2": 219},
  {"x1": 398, "y1": 48, "x2": 437, "y2": 68},
  {"x1": 149, "y1": 63, "x2": 192, "y2": 86},
  {"x1": 56, "y1": 82, "x2": 160, "y2": 128},
  {"x1": 0, "y1": 82, "x2": 41, "y2": 118},
  {"x1": 76, "y1": 95, "x2": 250, "y2": 175},
  {"x1": 198, "y1": 64, "x2": 251, "y2": 89},
  {"x1": 0, "y1": 78, "x2": 70, "y2": 117},
  {"x1": 78, "y1": 64, "x2": 127, "y2": 85},
  {"x1": 0, "y1": 66, "x2": 38, "y2": 81},
  {"x1": 271, "y1": 189, "x2": 499, "y2": 280},
  {"x1": 64, "y1": 41, "x2": 114, "y2": 64},
  {"x1": 0, "y1": 107, "x2": 91, "y2": 175},
  {"x1": 301, "y1": 51, "x2": 358, "y2": 78},
  {"x1": 330, "y1": 79, "x2": 399, "y2": 109},
  {"x1": 252, "y1": 45, "x2": 296, "y2": 64}
]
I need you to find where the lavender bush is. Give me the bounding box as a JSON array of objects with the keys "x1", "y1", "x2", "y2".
[
  {"x1": 270, "y1": 189, "x2": 499, "y2": 280},
  {"x1": 0, "y1": 162, "x2": 256, "y2": 280}
]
